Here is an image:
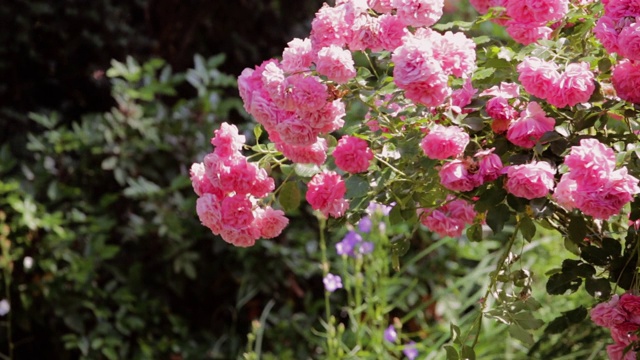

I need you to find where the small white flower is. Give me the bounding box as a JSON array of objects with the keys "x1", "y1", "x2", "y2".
[
  {"x1": 23, "y1": 256, "x2": 33, "y2": 270},
  {"x1": 0, "y1": 299, "x2": 10, "y2": 316}
]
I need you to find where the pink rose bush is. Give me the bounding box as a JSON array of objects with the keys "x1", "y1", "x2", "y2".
[{"x1": 419, "y1": 195, "x2": 477, "y2": 238}]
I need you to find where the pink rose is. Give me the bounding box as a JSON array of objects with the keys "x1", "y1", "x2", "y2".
[
  {"x1": 333, "y1": 135, "x2": 374, "y2": 173},
  {"x1": 286, "y1": 75, "x2": 328, "y2": 112},
  {"x1": 606, "y1": 343, "x2": 637, "y2": 360},
  {"x1": 368, "y1": 0, "x2": 394, "y2": 13},
  {"x1": 316, "y1": 45, "x2": 357, "y2": 84},
  {"x1": 573, "y1": 168, "x2": 640, "y2": 220},
  {"x1": 439, "y1": 160, "x2": 481, "y2": 192},
  {"x1": 254, "y1": 207, "x2": 289, "y2": 239},
  {"x1": 249, "y1": 90, "x2": 280, "y2": 132},
  {"x1": 552, "y1": 174, "x2": 577, "y2": 210},
  {"x1": 196, "y1": 193, "x2": 223, "y2": 235},
  {"x1": 403, "y1": 77, "x2": 451, "y2": 107},
  {"x1": 506, "y1": 22, "x2": 552, "y2": 45},
  {"x1": 619, "y1": 23, "x2": 640, "y2": 61},
  {"x1": 392, "y1": 0, "x2": 444, "y2": 27},
  {"x1": 564, "y1": 138, "x2": 617, "y2": 186},
  {"x1": 506, "y1": 0, "x2": 568, "y2": 24},
  {"x1": 486, "y1": 97, "x2": 518, "y2": 122},
  {"x1": 547, "y1": 62, "x2": 595, "y2": 108},
  {"x1": 392, "y1": 36, "x2": 439, "y2": 86},
  {"x1": 420, "y1": 125, "x2": 470, "y2": 160},
  {"x1": 219, "y1": 226, "x2": 261, "y2": 248},
  {"x1": 190, "y1": 162, "x2": 220, "y2": 197},
  {"x1": 281, "y1": 38, "x2": 315, "y2": 73},
  {"x1": 432, "y1": 31, "x2": 477, "y2": 78},
  {"x1": 504, "y1": 161, "x2": 556, "y2": 200},
  {"x1": 211, "y1": 122, "x2": 246, "y2": 158},
  {"x1": 275, "y1": 112, "x2": 318, "y2": 147},
  {"x1": 420, "y1": 196, "x2": 476, "y2": 238},
  {"x1": 310, "y1": 3, "x2": 352, "y2": 50},
  {"x1": 590, "y1": 295, "x2": 626, "y2": 328},
  {"x1": 451, "y1": 79, "x2": 477, "y2": 109},
  {"x1": 377, "y1": 14, "x2": 408, "y2": 51},
  {"x1": 594, "y1": 15, "x2": 621, "y2": 55},
  {"x1": 220, "y1": 195, "x2": 255, "y2": 230},
  {"x1": 299, "y1": 99, "x2": 346, "y2": 134},
  {"x1": 306, "y1": 171, "x2": 350, "y2": 218},
  {"x1": 611, "y1": 321, "x2": 640, "y2": 346},
  {"x1": 506, "y1": 102, "x2": 556, "y2": 148},
  {"x1": 475, "y1": 148, "x2": 503, "y2": 183},
  {"x1": 612, "y1": 59, "x2": 640, "y2": 104},
  {"x1": 517, "y1": 57, "x2": 561, "y2": 99}
]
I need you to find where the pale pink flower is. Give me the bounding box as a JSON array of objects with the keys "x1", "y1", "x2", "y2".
[
  {"x1": 190, "y1": 162, "x2": 220, "y2": 197},
  {"x1": 251, "y1": 168, "x2": 276, "y2": 199},
  {"x1": 220, "y1": 195, "x2": 255, "y2": 230},
  {"x1": 504, "y1": 161, "x2": 556, "y2": 200},
  {"x1": 392, "y1": 36, "x2": 438, "y2": 86},
  {"x1": 211, "y1": 122, "x2": 246, "y2": 158},
  {"x1": 392, "y1": 0, "x2": 444, "y2": 27},
  {"x1": 547, "y1": 62, "x2": 595, "y2": 108},
  {"x1": 276, "y1": 137, "x2": 328, "y2": 165},
  {"x1": 249, "y1": 90, "x2": 280, "y2": 131},
  {"x1": 316, "y1": 45, "x2": 357, "y2": 84},
  {"x1": 254, "y1": 207, "x2": 289, "y2": 239},
  {"x1": 517, "y1": 57, "x2": 561, "y2": 99},
  {"x1": 281, "y1": 38, "x2": 315, "y2": 73},
  {"x1": 564, "y1": 138, "x2": 617, "y2": 185},
  {"x1": 238, "y1": 59, "x2": 276, "y2": 112},
  {"x1": 286, "y1": 75, "x2": 328, "y2": 112},
  {"x1": 574, "y1": 168, "x2": 640, "y2": 220},
  {"x1": 219, "y1": 226, "x2": 261, "y2": 248},
  {"x1": 349, "y1": 14, "x2": 382, "y2": 51},
  {"x1": 377, "y1": 14, "x2": 408, "y2": 51},
  {"x1": 261, "y1": 61, "x2": 287, "y2": 106},
  {"x1": 451, "y1": 79, "x2": 477, "y2": 109},
  {"x1": 552, "y1": 174, "x2": 577, "y2": 210},
  {"x1": 368, "y1": 0, "x2": 394, "y2": 13},
  {"x1": 506, "y1": 102, "x2": 556, "y2": 148},
  {"x1": 439, "y1": 160, "x2": 481, "y2": 192},
  {"x1": 299, "y1": 99, "x2": 346, "y2": 134},
  {"x1": 403, "y1": 75, "x2": 451, "y2": 107},
  {"x1": 594, "y1": 15, "x2": 621, "y2": 54},
  {"x1": 613, "y1": 59, "x2": 640, "y2": 104},
  {"x1": 506, "y1": 22, "x2": 553, "y2": 45},
  {"x1": 432, "y1": 31, "x2": 477, "y2": 78},
  {"x1": 310, "y1": 3, "x2": 352, "y2": 50},
  {"x1": 486, "y1": 97, "x2": 518, "y2": 122},
  {"x1": 217, "y1": 157, "x2": 260, "y2": 196},
  {"x1": 420, "y1": 125, "x2": 469, "y2": 160},
  {"x1": 275, "y1": 112, "x2": 318, "y2": 147},
  {"x1": 506, "y1": 0, "x2": 569, "y2": 24},
  {"x1": 480, "y1": 82, "x2": 520, "y2": 99},
  {"x1": 196, "y1": 193, "x2": 223, "y2": 235},
  {"x1": 475, "y1": 148, "x2": 503, "y2": 183},
  {"x1": 306, "y1": 171, "x2": 349, "y2": 218},
  {"x1": 333, "y1": 135, "x2": 374, "y2": 173}
]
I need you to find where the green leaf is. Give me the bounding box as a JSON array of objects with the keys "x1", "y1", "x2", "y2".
[
  {"x1": 472, "y1": 67, "x2": 496, "y2": 81},
  {"x1": 546, "y1": 272, "x2": 582, "y2": 295},
  {"x1": 585, "y1": 277, "x2": 611, "y2": 298},
  {"x1": 345, "y1": 176, "x2": 370, "y2": 199},
  {"x1": 278, "y1": 182, "x2": 301, "y2": 212},
  {"x1": 519, "y1": 217, "x2": 536, "y2": 242},
  {"x1": 486, "y1": 204, "x2": 510, "y2": 234},
  {"x1": 567, "y1": 215, "x2": 587, "y2": 244},
  {"x1": 466, "y1": 224, "x2": 483, "y2": 242},
  {"x1": 461, "y1": 345, "x2": 476, "y2": 360},
  {"x1": 509, "y1": 325, "x2": 534, "y2": 346},
  {"x1": 390, "y1": 236, "x2": 410, "y2": 257},
  {"x1": 293, "y1": 163, "x2": 321, "y2": 178},
  {"x1": 253, "y1": 124, "x2": 263, "y2": 141},
  {"x1": 513, "y1": 312, "x2": 544, "y2": 330},
  {"x1": 444, "y1": 345, "x2": 459, "y2": 360}
]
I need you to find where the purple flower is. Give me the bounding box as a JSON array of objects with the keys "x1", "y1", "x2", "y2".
[
  {"x1": 358, "y1": 216, "x2": 373, "y2": 233},
  {"x1": 359, "y1": 241, "x2": 374, "y2": 255},
  {"x1": 384, "y1": 325, "x2": 397, "y2": 343},
  {"x1": 336, "y1": 231, "x2": 362, "y2": 257},
  {"x1": 403, "y1": 341, "x2": 418, "y2": 360},
  {"x1": 323, "y1": 273, "x2": 343, "y2": 292},
  {"x1": 368, "y1": 201, "x2": 393, "y2": 216}
]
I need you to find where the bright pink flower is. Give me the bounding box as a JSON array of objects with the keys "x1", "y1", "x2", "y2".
[
  {"x1": 574, "y1": 168, "x2": 640, "y2": 220},
  {"x1": 475, "y1": 148, "x2": 503, "y2": 183},
  {"x1": 316, "y1": 45, "x2": 357, "y2": 84},
  {"x1": 392, "y1": 35, "x2": 439, "y2": 85},
  {"x1": 505, "y1": 0, "x2": 569, "y2": 24},
  {"x1": 420, "y1": 196, "x2": 476, "y2": 237},
  {"x1": 611, "y1": 321, "x2": 640, "y2": 345},
  {"x1": 553, "y1": 174, "x2": 577, "y2": 210},
  {"x1": 564, "y1": 138, "x2": 617, "y2": 185},
  {"x1": 613, "y1": 59, "x2": 640, "y2": 104},
  {"x1": 377, "y1": 14, "x2": 408, "y2": 51},
  {"x1": 368, "y1": 0, "x2": 394, "y2": 13},
  {"x1": 217, "y1": 157, "x2": 258, "y2": 195},
  {"x1": 254, "y1": 207, "x2": 289, "y2": 239},
  {"x1": 238, "y1": 59, "x2": 276, "y2": 112},
  {"x1": 605, "y1": 0, "x2": 640, "y2": 19},
  {"x1": 276, "y1": 137, "x2": 328, "y2": 165},
  {"x1": 333, "y1": 135, "x2": 374, "y2": 173},
  {"x1": 547, "y1": 62, "x2": 595, "y2": 108},
  {"x1": 403, "y1": 76, "x2": 452, "y2": 107},
  {"x1": 219, "y1": 226, "x2": 261, "y2": 248},
  {"x1": 249, "y1": 90, "x2": 280, "y2": 131},
  {"x1": 196, "y1": 193, "x2": 223, "y2": 235},
  {"x1": 451, "y1": 79, "x2": 477, "y2": 109},
  {"x1": 591, "y1": 295, "x2": 626, "y2": 328},
  {"x1": 420, "y1": 125, "x2": 469, "y2": 160},
  {"x1": 619, "y1": 293, "x2": 640, "y2": 323},
  {"x1": 468, "y1": 0, "x2": 505, "y2": 14},
  {"x1": 220, "y1": 195, "x2": 254, "y2": 230},
  {"x1": 439, "y1": 160, "x2": 481, "y2": 192},
  {"x1": 190, "y1": 162, "x2": 220, "y2": 197},
  {"x1": 506, "y1": 102, "x2": 556, "y2": 148},
  {"x1": 480, "y1": 82, "x2": 520, "y2": 99},
  {"x1": 486, "y1": 97, "x2": 518, "y2": 122},
  {"x1": 310, "y1": 3, "x2": 352, "y2": 50},
  {"x1": 504, "y1": 161, "x2": 556, "y2": 200},
  {"x1": 299, "y1": 99, "x2": 346, "y2": 134},
  {"x1": 619, "y1": 23, "x2": 640, "y2": 61},
  {"x1": 281, "y1": 38, "x2": 315, "y2": 73},
  {"x1": 285, "y1": 75, "x2": 328, "y2": 112},
  {"x1": 606, "y1": 343, "x2": 637, "y2": 360},
  {"x1": 306, "y1": 171, "x2": 350, "y2": 218},
  {"x1": 392, "y1": 0, "x2": 444, "y2": 27},
  {"x1": 211, "y1": 122, "x2": 246, "y2": 158},
  {"x1": 517, "y1": 57, "x2": 561, "y2": 99},
  {"x1": 432, "y1": 31, "x2": 477, "y2": 78},
  {"x1": 261, "y1": 61, "x2": 287, "y2": 107},
  {"x1": 594, "y1": 15, "x2": 621, "y2": 54},
  {"x1": 506, "y1": 22, "x2": 553, "y2": 45}
]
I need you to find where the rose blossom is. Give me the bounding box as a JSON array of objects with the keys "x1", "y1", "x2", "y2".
[
  {"x1": 306, "y1": 171, "x2": 350, "y2": 218},
  {"x1": 420, "y1": 125, "x2": 469, "y2": 160},
  {"x1": 439, "y1": 160, "x2": 481, "y2": 192},
  {"x1": 552, "y1": 174, "x2": 578, "y2": 210},
  {"x1": 506, "y1": 102, "x2": 555, "y2": 148},
  {"x1": 196, "y1": 193, "x2": 223, "y2": 235},
  {"x1": 504, "y1": 161, "x2": 556, "y2": 200},
  {"x1": 211, "y1": 122, "x2": 246, "y2": 158},
  {"x1": 594, "y1": 15, "x2": 621, "y2": 54},
  {"x1": 431, "y1": 31, "x2": 477, "y2": 77},
  {"x1": 606, "y1": 343, "x2": 637, "y2": 360},
  {"x1": 310, "y1": 3, "x2": 352, "y2": 50},
  {"x1": 281, "y1": 38, "x2": 314, "y2": 73},
  {"x1": 275, "y1": 137, "x2": 328, "y2": 165},
  {"x1": 333, "y1": 135, "x2": 374, "y2": 173},
  {"x1": 392, "y1": 0, "x2": 444, "y2": 27},
  {"x1": 517, "y1": 57, "x2": 561, "y2": 99},
  {"x1": 315, "y1": 45, "x2": 357, "y2": 84},
  {"x1": 547, "y1": 62, "x2": 595, "y2": 108},
  {"x1": 285, "y1": 74, "x2": 328, "y2": 112},
  {"x1": 612, "y1": 59, "x2": 640, "y2": 104},
  {"x1": 475, "y1": 148, "x2": 503, "y2": 183},
  {"x1": 377, "y1": 14, "x2": 408, "y2": 51},
  {"x1": 574, "y1": 168, "x2": 640, "y2": 220},
  {"x1": 451, "y1": 79, "x2": 477, "y2": 109},
  {"x1": 564, "y1": 138, "x2": 617, "y2": 185},
  {"x1": 506, "y1": 22, "x2": 553, "y2": 45},
  {"x1": 590, "y1": 295, "x2": 626, "y2": 328},
  {"x1": 618, "y1": 23, "x2": 640, "y2": 61},
  {"x1": 505, "y1": 0, "x2": 569, "y2": 24},
  {"x1": 190, "y1": 162, "x2": 219, "y2": 197},
  {"x1": 253, "y1": 207, "x2": 289, "y2": 239}
]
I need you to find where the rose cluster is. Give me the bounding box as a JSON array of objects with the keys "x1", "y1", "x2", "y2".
[
  {"x1": 553, "y1": 138, "x2": 640, "y2": 220},
  {"x1": 419, "y1": 195, "x2": 477, "y2": 238},
  {"x1": 590, "y1": 293, "x2": 640, "y2": 360},
  {"x1": 594, "y1": 0, "x2": 640, "y2": 104},
  {"x1": 190, "y1": 123, "x2": 288, "y2": 247}
]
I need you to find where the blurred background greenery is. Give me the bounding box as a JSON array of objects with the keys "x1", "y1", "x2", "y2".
[{"x1": 0, "y1": 0, "x2": 609, "y2": 359}]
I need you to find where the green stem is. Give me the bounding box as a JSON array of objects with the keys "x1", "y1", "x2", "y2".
[{"x1": 318, "y1": 216, "x2": 335, "y2": 356}]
